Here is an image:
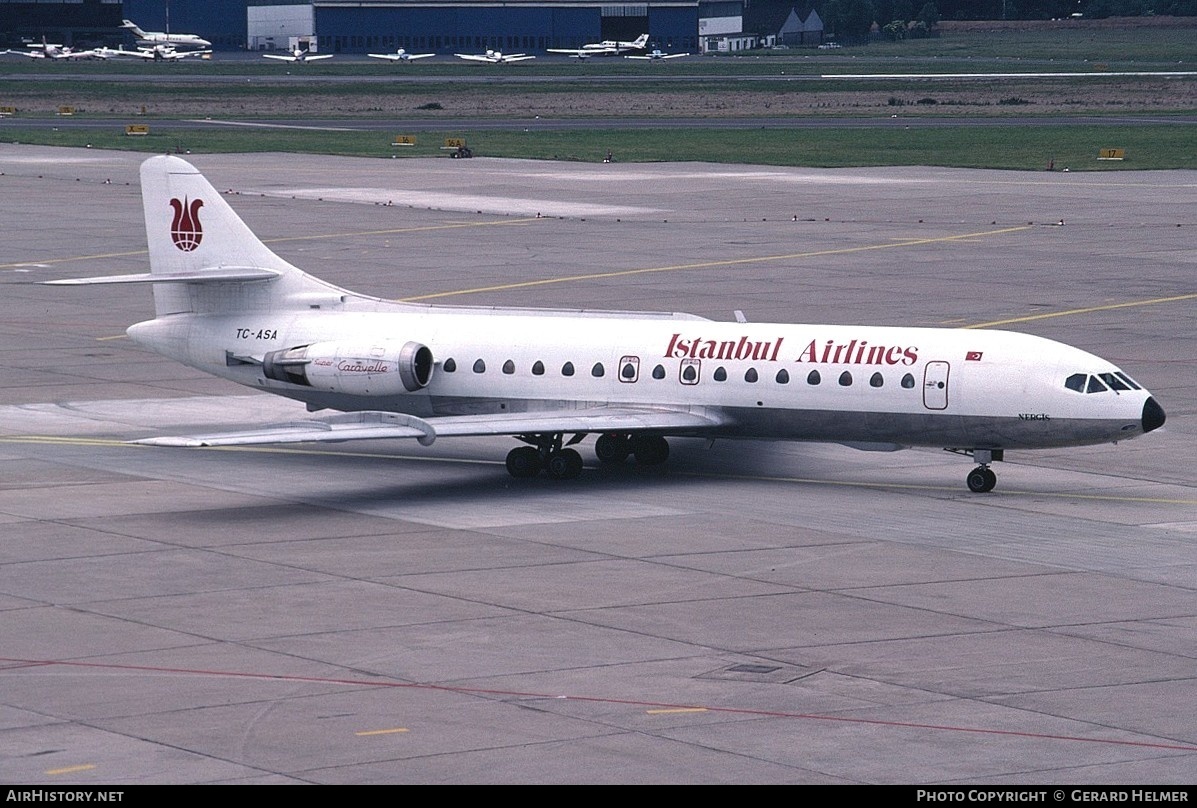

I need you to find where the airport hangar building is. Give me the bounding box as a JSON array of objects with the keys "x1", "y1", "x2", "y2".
[{"x1": 101, "y1": 0, "x2": 743, "y2": 54}]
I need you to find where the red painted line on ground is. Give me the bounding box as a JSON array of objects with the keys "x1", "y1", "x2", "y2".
[{"x1": 4, "y1": 657, "x2": 1193, "y2": 752}]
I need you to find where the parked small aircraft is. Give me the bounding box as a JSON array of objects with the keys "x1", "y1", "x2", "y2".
[
  {"x1": 47, "y1": 157, "x2": 1166, "y2": 492},
  {"x1": 100, "y1": 44, "x2": 211, "y2": 61},
  {"x1": 625, "y1": 49, "x2": 689, "y2": 60},
  {"x1": 455, "y1": 50, "x2": 535, "y2": 63},
  {"x1": 6, "y1": 38, "x2": 103, "y2": 60},
  {"x1": 263, "y1": 48, "x2": 334, "y2": 63},
  {"x1": 368, "y1": 48, "x2": 435, "y2": 62},
  {"x1": 547, "y1": 33, "x2": 649, "y2": 57}
]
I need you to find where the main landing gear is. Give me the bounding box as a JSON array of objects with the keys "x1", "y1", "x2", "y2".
[
  {"x1": 505, "y1": 433, "x2": 671, "y2": 480},
  {"x1": 594, "y1": 432, "x2": 669, "y2": 467},
  {"x1": 955, "y1": 448, "x2": 1003, "y2": 493},
  {"x1": 506, "y1": 433, "x2": 585, "y2": 479}
]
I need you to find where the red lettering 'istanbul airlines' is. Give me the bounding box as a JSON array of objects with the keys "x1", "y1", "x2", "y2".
[{"x1": 49, "y1": 157, "x2": 1165, "y2": 492}]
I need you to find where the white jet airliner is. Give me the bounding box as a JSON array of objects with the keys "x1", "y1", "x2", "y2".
[{"x1": 48, "y1": 157, "x2": 1166, "y2": 492}]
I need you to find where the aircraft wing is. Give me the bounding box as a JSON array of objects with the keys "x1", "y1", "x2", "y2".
[
  {"x1": 262, "y1": 54, "x2": 297, "y2": 61},
  {"x1": 454, "y1": 53, "x2": 492, "y2": 62},
  {"x1": 304, "y1": 54, "x2": 334, "y2": 61},
  {"x1": 131, "y1": 407, "x2": 726, "y2": 448},
  {"x1": 547, "y1": 48, "x2": 613, "y2": 57}
]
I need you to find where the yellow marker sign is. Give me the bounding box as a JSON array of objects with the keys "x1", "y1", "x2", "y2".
[
  {"x1": 0, "y1": 106, "x2": 16, "y2": 116},
  {"x1": 443, "y1": 137, "x2": 467, "y2": 149},
  {"x1": 1098, "y1": 148, "x2": 1125, "y2": 161},
  {"x1": 392, "y1": 134, "x2": 417, "y2": 147},
  {"x1": 125, "y1": 124, "x2": 150, "y2": 136},
  {"x1": 57, "y1": 106, "x2": 75, "y2": 116}
]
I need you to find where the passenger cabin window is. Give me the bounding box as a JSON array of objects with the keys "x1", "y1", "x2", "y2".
[
  {"x1": 714, "y1": 367, "x2": 727, "y2": 382},
  {"x1": 680, "y1": 358, "x2": 700, "y2": 385},
  {"x1": 776, "y1": 369, "x2": 789, "y2": 384},
  {"x1": 532, "y1": 360, "x2": 545, "y2": 376},
  {"x1": 473, "y1": 359, "x2": 486, "y2": 374},
  {"x1": 901, "y1": 373, "x2": 915, "y2": 389},
  {"x1": 591, "y1": 362, "x2": 605, "y2": 378},
  {"x1": 807, "y1": 370, "x2": 821, "y2": 385},
  {"x1": 870, "y1": 372, "x2": 884, "y2": 388},
  {"x1": 619, "y1": 356, "x2": 639, "y2": 382},
  {"x1": 652, "y1": 364, "x2": 666, "y2": 380},
  {"x1": 562, "y1": 362, "x2": 574, "y2": 377},
  {"x1": 839, "y1": 371, "x2": 853, "y2": 386},
  {"x1": 744, "y1": 368, "x2": 758, "y2": 383},
  {"x1": 502, "y1": 360, "x2": 515, "y2": 375},
  {"x1": 443, "y1": 358, "x2": 457, "y2": 373}
]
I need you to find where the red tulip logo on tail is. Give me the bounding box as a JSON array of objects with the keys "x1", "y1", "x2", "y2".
[{"x1": 169, "y1": 197, "x2": 204, "y2": 251}]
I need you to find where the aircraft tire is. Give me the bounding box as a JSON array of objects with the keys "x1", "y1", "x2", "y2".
[
  {"x1": 966, "y1": 466, "x2": 996, "y2": 493},
  {"x1": 547, "y1": 448, "x2": 583, "y2": 479},
  {"x1": 506, "y1": 446, "x2": 542, "y2": 478},
  {"x1": 595, "y1": 433, "x2": 631, "y2": 464},
  {"x1": 632, "y1": 435, "x2": 669, "y2": 466}
]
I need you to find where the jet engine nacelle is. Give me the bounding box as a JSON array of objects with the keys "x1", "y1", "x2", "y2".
[{"x1": 262, "y1": 340, "x2": 434, "y2": 395}]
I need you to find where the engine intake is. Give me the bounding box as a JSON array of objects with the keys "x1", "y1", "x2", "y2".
[{"x1": 263, "y1": 340, "x2": 433, "y2": 395}]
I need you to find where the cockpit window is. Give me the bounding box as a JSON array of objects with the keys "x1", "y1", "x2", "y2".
[
  {"x1": 1067, "y1": 372, "x2": 1140, "y2": 394},
  {"x1": 1099, "y1": 372, "x2": 1130, "y2": 392},
  {"x1": 1115, "y1": 371, "x2": 1142, "y2": 390}
]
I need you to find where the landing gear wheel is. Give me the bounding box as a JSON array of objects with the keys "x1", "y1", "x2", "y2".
[
  {"x1": 966, "y1": 466, "x2": 997, "y2": 493},
  {"x1": 631, "y1": 435, "x2": 670, "y2": 466},
  {"x1": 506, "y1": 446, "x2": 542, "y2": 478},
  {"x1": 546, "y1": 448, "x2": 584, "y2": 480},
  {"x1": 595, "y1": 433, "x2": 631, "y2": 464}
]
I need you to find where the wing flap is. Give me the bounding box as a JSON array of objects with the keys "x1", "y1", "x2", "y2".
[{"x1": 131, "y1": 407, "x2": 724, "y2": 448}]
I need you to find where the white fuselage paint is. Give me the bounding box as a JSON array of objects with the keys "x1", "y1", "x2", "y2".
[{"x1": 128, "y1": 304, "x2": 1153, "y2": 452}]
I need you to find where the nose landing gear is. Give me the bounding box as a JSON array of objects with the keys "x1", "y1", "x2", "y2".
[
  {"x1": 966, "y1": 465, "x2": 997, "y2": 493},
  {"x1": 956, "y1": 448, "x2": 1002, "y2": 493}
]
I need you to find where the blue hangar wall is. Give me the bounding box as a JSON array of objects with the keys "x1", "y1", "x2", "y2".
[{"x1": 313, "y1": 5, "x2": 699, "y2": 54}]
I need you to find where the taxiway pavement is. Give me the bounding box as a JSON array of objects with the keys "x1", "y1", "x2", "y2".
[{"x1": 0, "y1": 146, "x2": 1193, "y2": 784}]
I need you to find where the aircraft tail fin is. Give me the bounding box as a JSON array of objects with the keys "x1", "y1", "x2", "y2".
[
  {"x1": 139, "y1": 155, "x2": 346, "y2": 316},
  {"x1": 632, "y1": 34, "x2": 649, "y2": 48},
  {"x1": 45, "y1": 156, "x2": 352, "y2": 316},
  {"x1": 121, "y1": 19, "x2": 147, "y2": 37}
]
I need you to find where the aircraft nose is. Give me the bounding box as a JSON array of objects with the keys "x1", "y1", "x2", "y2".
[{"x1": 1142, "y1": 396, "x2": 1166, "y2": 433}]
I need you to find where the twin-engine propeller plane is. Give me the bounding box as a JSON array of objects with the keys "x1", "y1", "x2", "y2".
[
  {"x1": 48, "y1": 157, "x2": 1165, "y2": 492},
  {"x1": 547, "y1": 33, "x2": 650, "y2": 57}
]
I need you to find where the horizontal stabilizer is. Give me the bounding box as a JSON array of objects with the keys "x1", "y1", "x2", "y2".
[
  {"x1": 131, "y1": 407, "x2": 724, "y2": 448},
  {"x1": 44, "y1": 267, "x2": 280, "y2": 286}
]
